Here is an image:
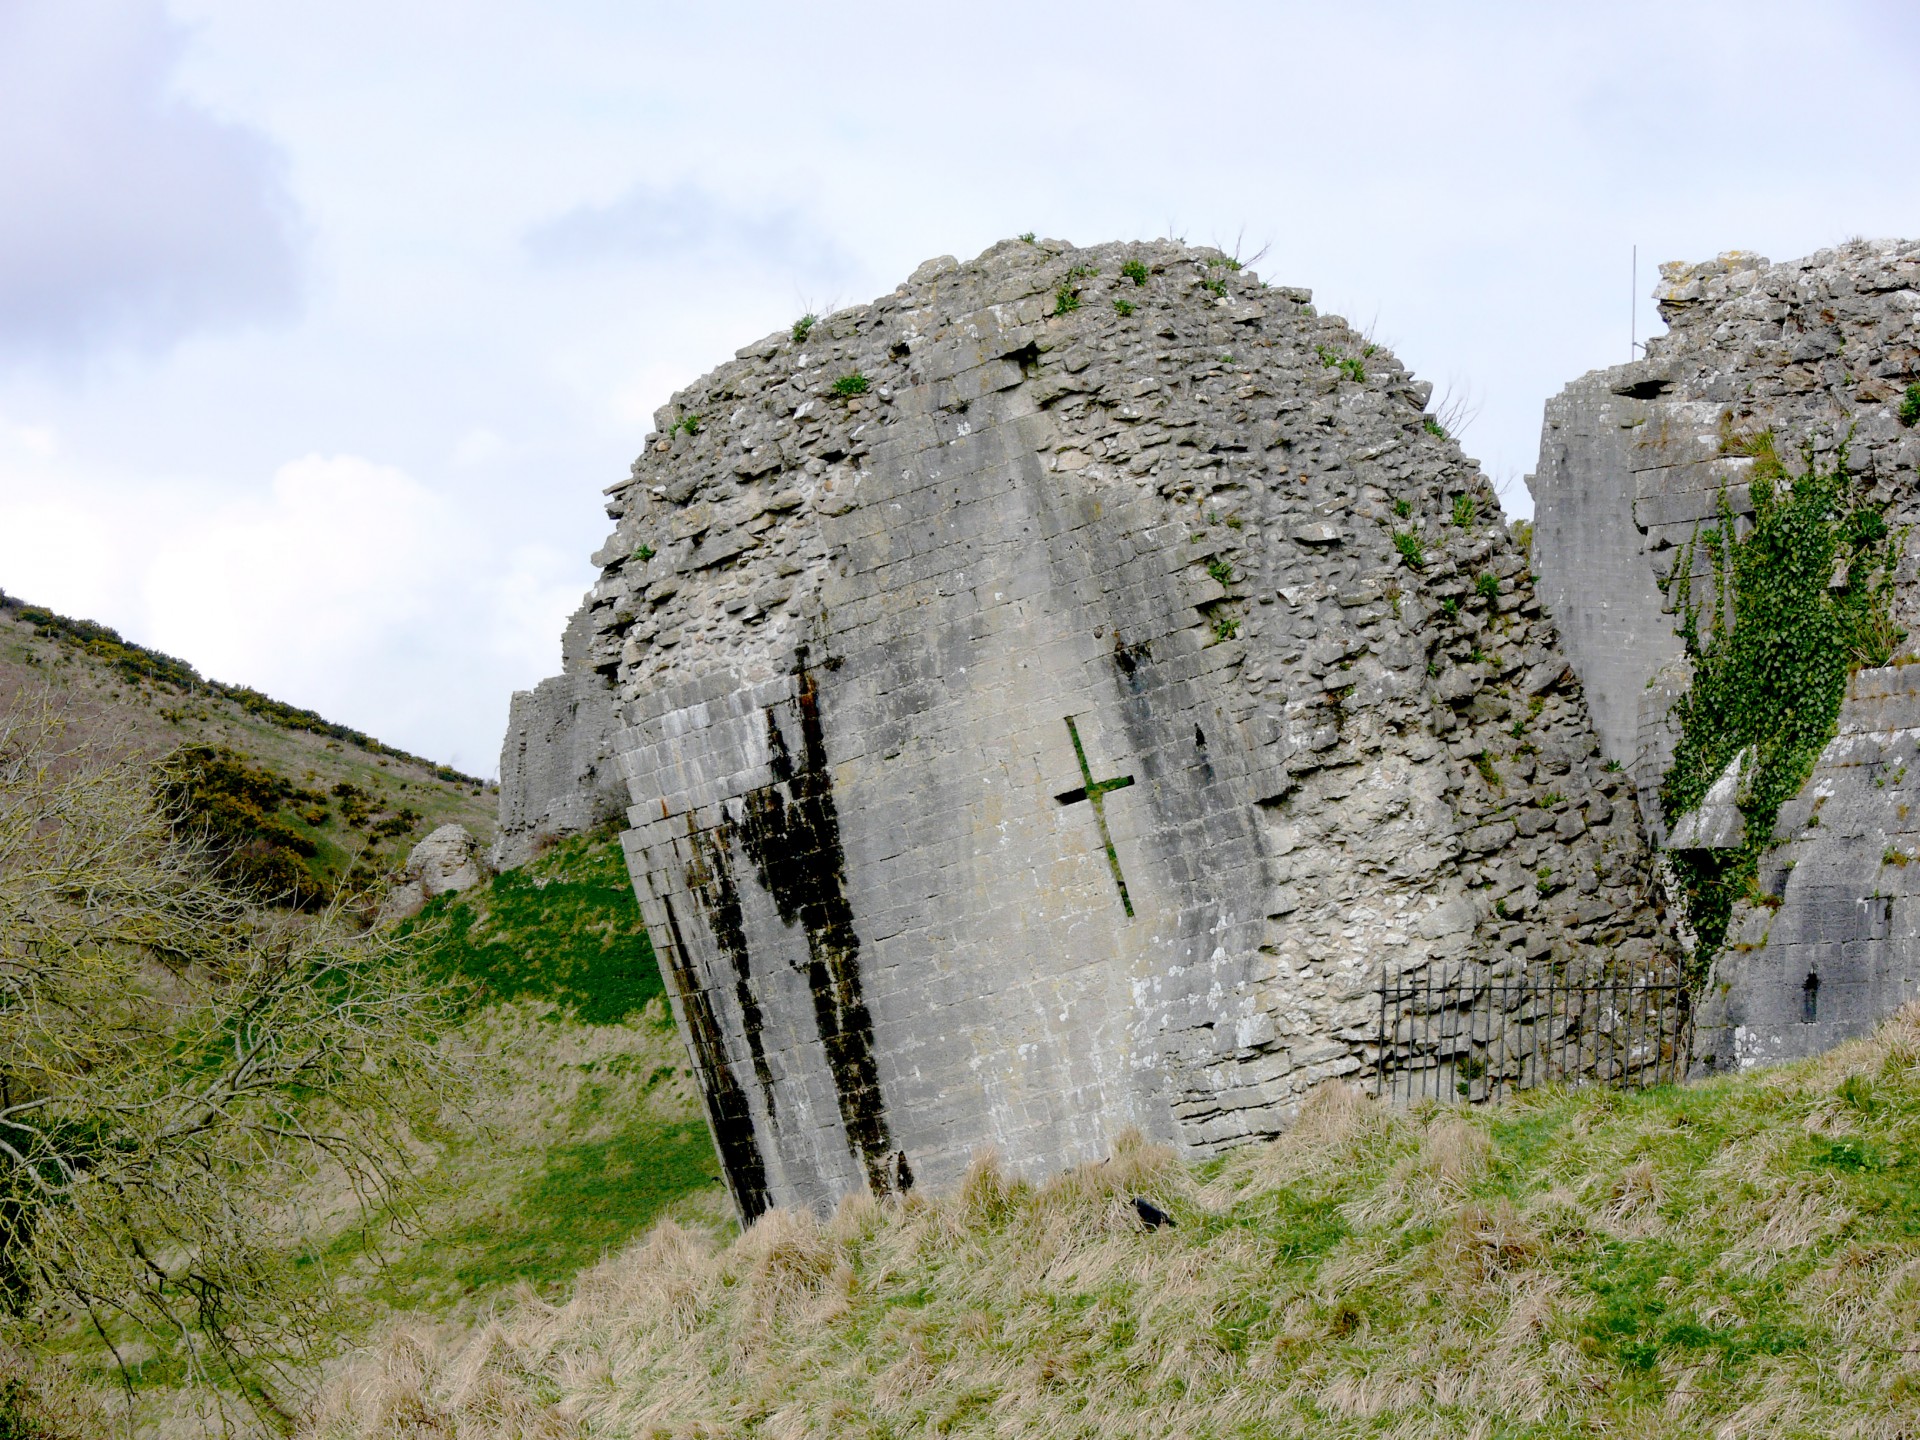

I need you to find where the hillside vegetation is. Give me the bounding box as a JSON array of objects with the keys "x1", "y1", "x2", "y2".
[
  {"x1": 307, "y1": 1010, "x2": 1920, "y2": 1440},
  {"x1": 48, "y1": 830, "x2": 723, "y2": 1435},
  {"x1": 0, "y1": 595, "x2": 718, "y2": 1432},
  {"x1": 331, "y1": 833, "x2": 723, "y2": 1319},
  {"x1": 0, "y1": 592, "x2": 493, "y2": 904}
]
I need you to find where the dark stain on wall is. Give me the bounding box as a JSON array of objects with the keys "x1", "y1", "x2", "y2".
[
  {"x1": 683, "y1": 816, "x2": 779, "y2": 1118},
  {"x1": 659, "y1": 894, "x2": 771, "y2": 1221},
  {"x1": 734, "y1": 660, "x2": 899, "y2": 1195},
  {"x1": 1113, "y1": 633, "x2": 1152, "y2": 691}
]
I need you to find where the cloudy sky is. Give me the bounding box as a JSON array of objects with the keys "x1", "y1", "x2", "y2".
[{"x1": 1, "y1": 1, "x2": 1916, "y2": 774}]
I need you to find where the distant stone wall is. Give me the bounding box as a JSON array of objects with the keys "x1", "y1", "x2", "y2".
[
  {"x1": 490, "y1": 662, "x2": 626, "y2": 871},
  {"x1": 1528, "y1": 240, "x2": 1920, "y2": 1067},
  {"x1": 565, "y1": 238, "x2": 1670, "y2": 1219}
]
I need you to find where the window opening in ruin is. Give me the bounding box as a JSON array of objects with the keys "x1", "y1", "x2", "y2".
[
  {"x1": 1803, "y1": 972, "x2": 1820, "y2": 1024},
  {"x1": 1053, "y1": 715, "x2": 1136, "y2": 918}
]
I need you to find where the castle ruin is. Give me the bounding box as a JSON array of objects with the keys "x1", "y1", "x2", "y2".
[
  {"x1": 1531, "y1": 239, "x2": 1920, "y2": 1071},
  {"x1": 498, "y1": 238, "x2": 1680, "y2": 1219}
]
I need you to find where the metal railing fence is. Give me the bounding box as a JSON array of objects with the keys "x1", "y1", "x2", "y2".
[{"x1": 1377, "y1": 965, "x2": 1692, "y2": 1104}]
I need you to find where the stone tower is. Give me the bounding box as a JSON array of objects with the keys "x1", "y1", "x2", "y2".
[{"x1": 509, "y1": 238, "x2": 1670, "y2": 1219}]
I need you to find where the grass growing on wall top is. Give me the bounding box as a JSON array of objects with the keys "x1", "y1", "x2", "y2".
[
  {"x1": 1661, "y1": 433, "x2": 1902, "y2": 974},
  {"x1": 307, "y1": 1005, "x2": 1920, "y2": 1440}
]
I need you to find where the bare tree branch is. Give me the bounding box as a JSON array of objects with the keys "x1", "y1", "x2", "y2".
[{"x1": 0, "y1": 688, "x2": 470, "y2": 1428}]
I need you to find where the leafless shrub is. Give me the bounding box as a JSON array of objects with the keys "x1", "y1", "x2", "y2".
[
  {"x1": 1433, "y1": 376, "x2": 1481, "y2": 440},
  {"x1": 0, "y1": 689, "x2": 466, "y2": 1424}
]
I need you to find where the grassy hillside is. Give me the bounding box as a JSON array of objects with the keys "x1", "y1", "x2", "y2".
[
  {"x1": 327, "y1": 833, "x2": 724, "y2": 1318},
  {"x1": 308, "y1": 1010, "x2": 1920, "y2": 1440},
  {"x1": 0, "y1": 592, "x2": 494, "y2": 901},
  {"x1": 49, "y1": 831, "x2": 723, "y2": 1435},
  {"x1": 0, "y1": 593, "x2": 727, "y2": 1433}
]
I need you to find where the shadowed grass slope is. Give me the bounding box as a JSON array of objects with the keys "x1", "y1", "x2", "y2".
[
  {"x1": 325, "y1": 834, "x2": 722, "y2": 1313},
  {"x1": 312, "y1": 1007, "x2": 1920, "y2": 1440}
]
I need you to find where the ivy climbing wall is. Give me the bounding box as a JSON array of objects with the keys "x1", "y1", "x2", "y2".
[
  {"x1": 508, "y1": 238, "x2": 1671, "y2": 1218},
  {"x1": 1529, "y1": 240, "x2": 1920, "y2": 1069}
]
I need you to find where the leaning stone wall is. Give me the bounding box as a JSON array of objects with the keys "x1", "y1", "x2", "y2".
[
  {"x1": 561, "y1": 238, "x2": 1669, "y2": 1218},
  {"x1": 1528, "y1": 240, "x2": 1920, "y2": 1067}
]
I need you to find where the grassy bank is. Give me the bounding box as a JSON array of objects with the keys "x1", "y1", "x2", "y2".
[
  {"x1": 317, "y1": 832, "x2": 727, "y2": 1319},
  {"x1": 310, "y1": 1008, "x2": 1920, "y2": 1439},
  {"x1": 53, "y1": 833, "x2": 725, "y2": 1433}
]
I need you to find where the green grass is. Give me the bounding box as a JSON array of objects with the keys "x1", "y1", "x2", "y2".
[
  {"x1": 431, "y1": 1118, "x2": 719, "y2": 1294},
  {"x1": 308, "y1": 1010, "x2": 1920, "y2": 1438},
  {"x1": 347, "y1": 831, "x2": 719, "y2": 1307},
  {"x1": 328, "y1": 1100, "x2": 721, "y2": 1309},
  {"x1": 402, "y1": 830, "x2": 663, "y2": 1026},
  {"x1": 345, "y1": 830, "x2": 719, "y2": 1302},
  {"x1": 61, "y1": 830, "x2": 724, "y2": 1424}
]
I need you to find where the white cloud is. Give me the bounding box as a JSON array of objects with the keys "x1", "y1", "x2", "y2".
[
  {"x1": 526, "y1": 180, "x2": 856, "y2": 283},
  {"x1": 3, "y1": 0, "x2": 1919, "y2": 773},
  {"x1": 144, "y1": 455, "x2": 442, "y2": 674},
  {"x1": 0, "y1": 417, "x2": 56, "y2": 461},
  {"x1": 0, "y1": 0, "x2": 303, "y2": 363},
  {"x1": 0, "y1": 447, "x2": 581, "y2": 775},
  {"x1": 450, "y1": 428, "x2": 506, "y2": 468}
]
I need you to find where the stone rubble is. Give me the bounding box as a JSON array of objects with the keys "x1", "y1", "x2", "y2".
[{"x1": 379, "y1": 821, "x2": 486, "y2": 923}]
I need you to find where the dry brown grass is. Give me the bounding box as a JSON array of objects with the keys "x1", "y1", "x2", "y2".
[{"x1": 301, "y1": 1006, "x2": 1920, "y2": 1439}]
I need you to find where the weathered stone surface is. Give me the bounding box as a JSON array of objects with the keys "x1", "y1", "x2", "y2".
[
  {"x1": 1665, "y1": 750, "x2": 1749, "y2": 851},
  {"x1": 1529, "y1": 375, "x2": 1686, "y2": 774},
  {"x1": 1529, "y1": 239, "x2": 1920, "y2": 1067},
  {"x1": 411, "y1": 822, "x2": 485, "y2": 896},
  {"x1": 490, "y1": 662, "x2": 626, "y2": 871},
  {"x1": 1706, "y1": 665, "x2": 1920, "y2": 1066},
  {"x1": 380, "y1": 822, "x2": 486, "y2": 922},
  {"x1": 524, "y1": 238, "x2": 1670, "y2": 1219}
]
